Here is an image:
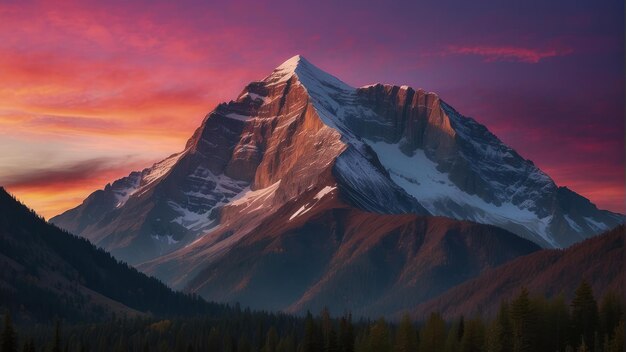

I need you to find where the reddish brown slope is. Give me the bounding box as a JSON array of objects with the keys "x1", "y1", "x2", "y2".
[
  {"x1": 161, "y1": 187, "x2": 541, "y2": 317},
  {"x1": 413, "y1": 224, "x2": 624, "y2": 319}
]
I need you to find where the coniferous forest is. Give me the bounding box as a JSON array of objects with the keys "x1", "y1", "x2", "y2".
[{"x1": 1, "y1": 281, "x2": 623, "y2": 352}]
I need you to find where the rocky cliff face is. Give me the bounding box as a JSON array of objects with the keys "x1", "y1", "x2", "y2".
[{"x1": 51, "y1": 55, "x2": 622, "y2": 314}]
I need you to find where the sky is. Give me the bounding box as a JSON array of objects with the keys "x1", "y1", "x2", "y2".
[{"x1": 0, "y1": 0, "x2": 623, "y2": 218}]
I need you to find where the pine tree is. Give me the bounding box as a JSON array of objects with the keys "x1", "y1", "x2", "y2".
[
  {"x1": 256, "y1": 322, "x2": 265, "y2": 352},
  {"x1": 338, "y1": 315, "x2": 354, "y2": 352},
  {"x1": 443, "y1": 326, "x2": 460, "y2": 352},
  {"x1": 457, "y1": 316, "x2": 465, "y2": 342},
  {"x1": 510, "y1": 288, "x2": 536, "y2": 352},
  {"x1": 368, "y1": 318, "x2": 391, "y2": 352},
  {"x1": 237, "y1": 336, "x2": 251, "y2": 352},
  {"x1": 459, "y1": 319, "x2": 485, "y2": 352},
  {"x1": 21, "y1": 340, "x2": 35, "y2": 352},
  {"x1": 302, "y1": 312, "x2": 322, "y2": 352},
  {"x1": 263, "y1": 327, "x2": 279, "y2": 352},
  {"x1": 223, "y1": 334, "x2": 236, "y2": 352},
  {"x1": 326, "y1": 329, "x2": 339, "y2": 352},
  {"x1": 207, "y1": 327, "x2": 220, "y2": 352},
  {"x1": 607, "y1": 320, "x2": 624, "y2": 352},
  {"x1": 353, "y1": 333, "x2": 368, "y2": 352},
  {"x1": 496, "y1": 302, "x2": 512, "y2": 352},
  {"x1": 277, "y1": 335, "x2": 296, "y2": 352},
  {"x1": 576, "y1": 339, "x2": 589, "y2": 352},
  {"x1": 143, "y1": 340, "x2": 150, "y2": 352},
  {"x1": 52, "y1": 321, "x2": 62, "y2": 352},
  {"x1": 1, "y1": 314, "x2": 17, "y2": 352},
  {"x1": 484, "y1": 321, "x2": 501, "y2": 352},
  {"x1": 545, "y1": 294, "x2": 570, "y2": 352},
  {"x1": 418, "y1": 312, "x2": 446, "y2": 352},
  {"x1": 599, "y1": 291, "x2": 623, "y2": 339},
  {"x1": 570, "y1": 280, "x2": 599, "y2": 348},
  {"x1": 321, "y1": 308, "x2": 332, "y2": 346},
  {"x1": 394, "y1": 314, "x2": 417, "y2": 352}
]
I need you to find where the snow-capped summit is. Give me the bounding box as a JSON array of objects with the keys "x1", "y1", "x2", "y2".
[
  {"x1": 265, "y1": 55, "x2": 352, "y2": 90},
  {"x1": 51, "y1": 56, "x2": 622, "y2": 313}
]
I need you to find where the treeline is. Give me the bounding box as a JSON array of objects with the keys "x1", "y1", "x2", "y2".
[{"x1": 1, "y1": 281, "x2": 623, "y2": 352}]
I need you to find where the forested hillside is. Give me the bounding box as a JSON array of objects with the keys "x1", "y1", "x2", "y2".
[
  {"x1": 1, "y1": 282, "x2": 623, "y2": 352},
  {"x1": 0, "y1": 187, "x2": 228, "y2": 323}
]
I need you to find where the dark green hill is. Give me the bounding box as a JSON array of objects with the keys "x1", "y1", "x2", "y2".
[{"x1": 0, "y1": 187, "x2": 228, "y2": 323}]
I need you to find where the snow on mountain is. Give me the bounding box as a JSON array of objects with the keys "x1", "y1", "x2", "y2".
[
  {"x1": 367, "y1": 140, "x2": 557, "y2": 246},
  {"x1": 51, "y1": 54, "x2": 622, "y2": 273}
]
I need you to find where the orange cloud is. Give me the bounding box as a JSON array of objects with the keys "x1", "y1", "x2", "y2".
[{"x1": 2, "y1": 157, "x2": 154, "y2": 219}]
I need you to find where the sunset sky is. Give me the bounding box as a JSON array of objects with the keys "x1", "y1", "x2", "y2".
[{"x1": 0, "y1": 0, "x2": 623, "y2": 218}]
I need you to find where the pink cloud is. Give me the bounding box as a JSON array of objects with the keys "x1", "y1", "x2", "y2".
[{"x1": 446, "y1": 45, "x2": 572, "y2": 63}]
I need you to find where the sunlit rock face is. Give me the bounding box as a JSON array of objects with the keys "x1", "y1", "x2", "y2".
[{"x1": 51, "y1": 55, "x2": 622, "y2": 316}]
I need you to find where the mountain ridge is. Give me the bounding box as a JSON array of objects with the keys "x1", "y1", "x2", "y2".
[
  {"x1": 412, "y1": 224, "x2": 624, "y2": 319},
  {"x1": 49, "y1": 55, "x2": 622, "y2": 315}
]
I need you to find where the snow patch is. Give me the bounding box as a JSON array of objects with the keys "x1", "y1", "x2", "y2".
[
  {"x1": 564, "y1": 215, "x2": 582, "y2": 232},
  {"x1": 228, "y1": 181, "x2": 281, "y2": 214},
  {"x1": 168, "y1": 201, "x2": 216, "y2": 232},
  {"x1": 168, "y1": 167, "x2": 249, "y2": 233},
  {"x1": 584, "y1": 217, "x2": 608, "y2": 232},
  {"x1": 314, "y1": 186, "x2": 336, "y2": 200},
  {"x1": 225, "y1": 113, "x2": 251, "y2": 121},
  {"x1": 112, "y1": 174, "x2": 141, "y2": 208},
  {"x1": 142, "y1": 153, "x2": 182, "y2": 186},
  {"x1": 289, "y1": 185, "x2": 337, "y2": 221},
  {"x1": 368, "y1": 140, "x2": 557, "y2": 246},
  {"x1": 289, "y1": 204, "x2": 312, "y2": 221},
  {"x1": 242, "y1": 92, "x2": 270, "y2": 104},
  {"x1": 151, "y1": 234, "x2": 180, "y2": 245}
]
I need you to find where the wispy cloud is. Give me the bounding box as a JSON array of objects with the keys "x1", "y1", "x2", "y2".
[
  {"x1": 0, "y1": 157, "x2": 148, "y2": 190},
  {"x1": 445, "y1": 45, "x2": 572, "y2": 63},
  {"x1": 1, "y1": 156, "x2": 156, "y2": 218}
]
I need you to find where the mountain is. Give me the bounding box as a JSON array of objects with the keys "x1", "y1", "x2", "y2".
[
  {"x1": 0, "y1": 187, "x2": 227, "y2": 323},
  {"x1": 49, "y1": 55, "x2": 622, "y2": 314},
  {"x1": 413, "y1": 224, "x2": 624, "y2": 319},
  {"x1": 142, "y1": 210, "x2": 540, "y2": 316}
]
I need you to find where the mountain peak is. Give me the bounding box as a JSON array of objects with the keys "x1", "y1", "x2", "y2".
[
  {"x1": 265, "y1": 55, "x2": 352, "y2": 91},
  {"x1": 274, "y1": 54, "x2": 309, "y2": 72},
  {"x1": 52, "y1": 54, "x2": 623, "y2": 271}
]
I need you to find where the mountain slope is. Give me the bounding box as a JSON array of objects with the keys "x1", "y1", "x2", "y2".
[
  {"x1": 139, "y1": 197, "x2": 540, "y2": 316},
  {"x1": 0, "y1": 188, "x2": 226, "y2": 323},
  {"x1": 48, "y1": 55, "x2": 622, "y2": 315},
  {"x1": 413, "y1": 224, "x2": 624, "y2": 319},
  {"x1": 51, "y1": 56, "x2": 620, "y2": 264}
]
